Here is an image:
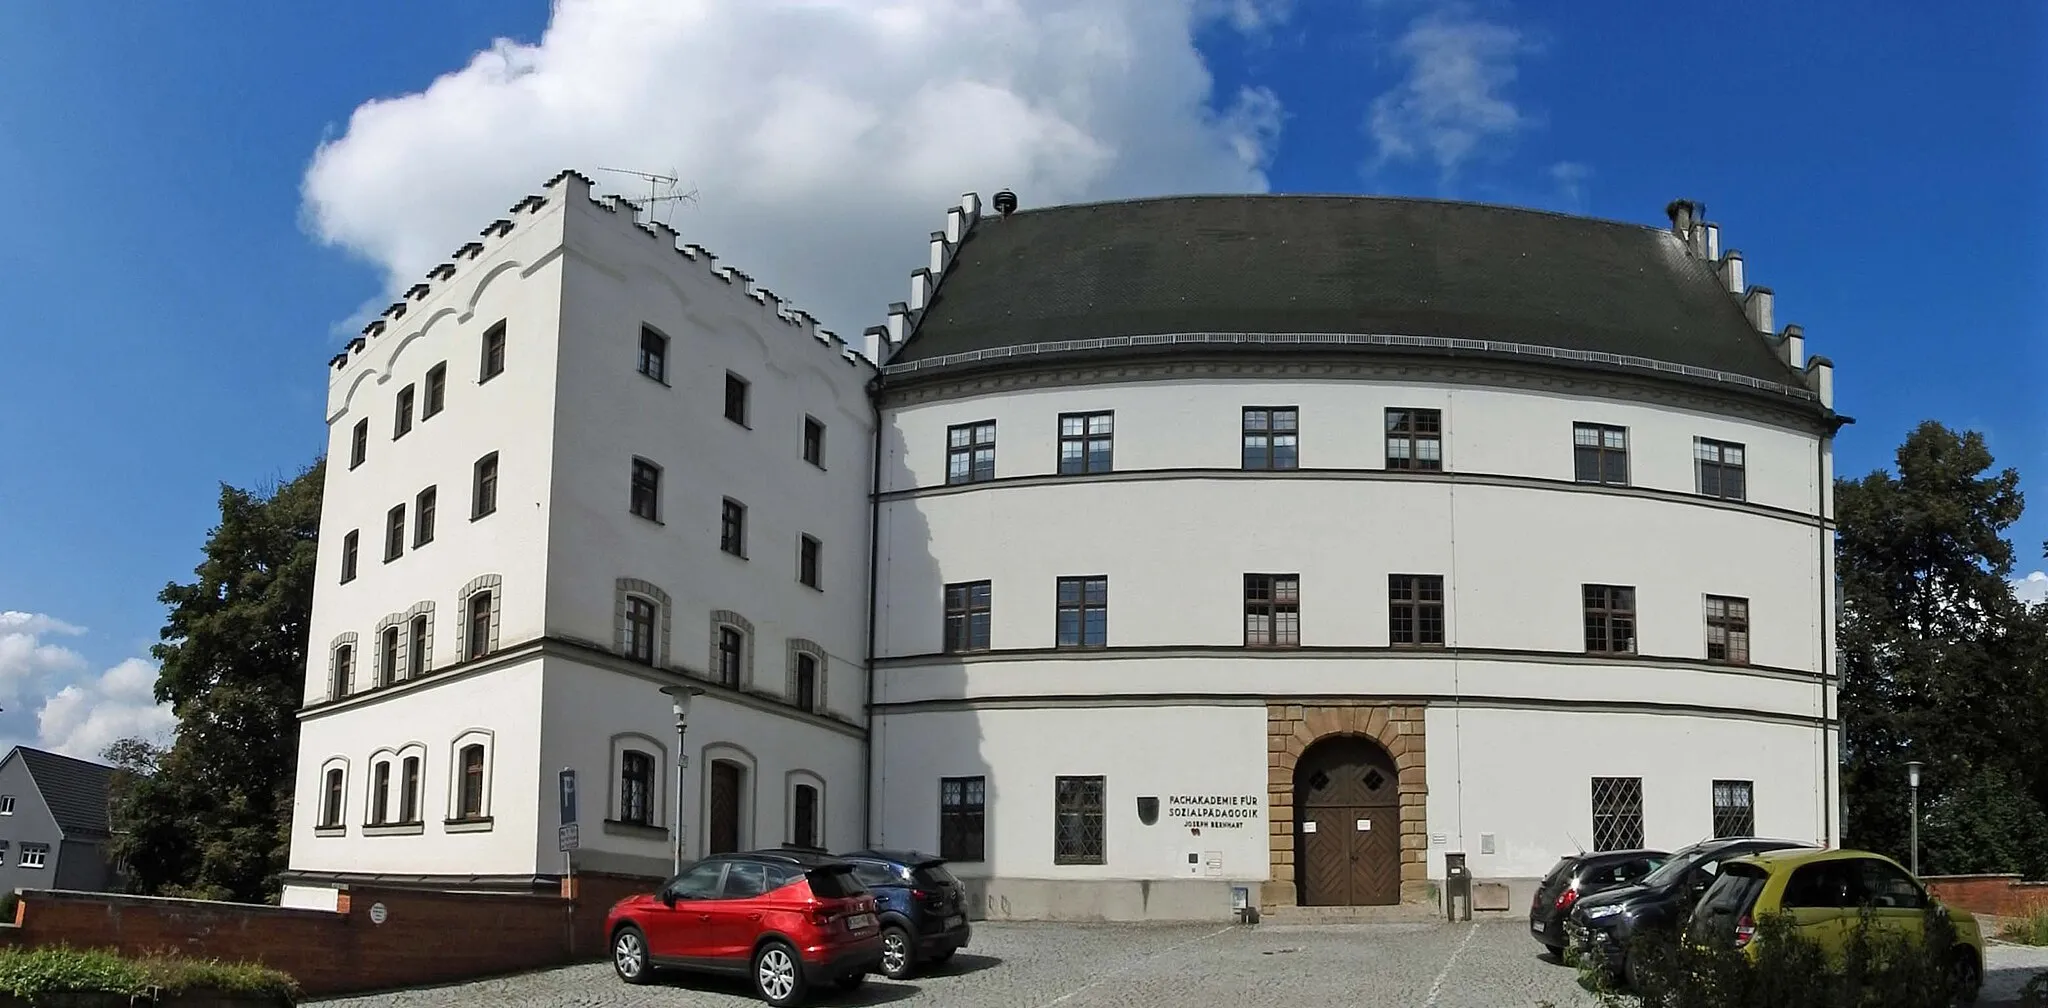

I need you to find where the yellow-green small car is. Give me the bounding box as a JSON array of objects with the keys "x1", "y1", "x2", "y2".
[{"x1": 1688, "y1": 847, "x2": 1984, "y2": 1004}]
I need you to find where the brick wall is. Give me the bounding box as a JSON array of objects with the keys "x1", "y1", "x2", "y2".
[
  {"x1": 1925, "y1": 874, "x2": 2048, "y2": 919},
  {"x1": 562, "y1": 871, "x2": 666, "y2": 958},
  {"x1": 0, "y1": 884, "x2": 604, "y2": 998}
]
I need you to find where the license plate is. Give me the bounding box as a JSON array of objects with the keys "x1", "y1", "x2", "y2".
[
  {"x1": 846, "y1": 913, "x2": 876, "y2": 931},
  {"x1": 945, "y1": 915, "x2": 965, "y2": 929},
  {"x1": 1531, "y1": 920, "x2": 1545, "y2": 932}
]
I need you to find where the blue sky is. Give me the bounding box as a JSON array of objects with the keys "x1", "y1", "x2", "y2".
[{"x1": 0, "y1": 0, "x2": 2042, "y2": 757}]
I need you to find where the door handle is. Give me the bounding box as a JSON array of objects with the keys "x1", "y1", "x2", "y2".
[
  {"x1": 749, "y1": 913, "x2": 762, "y2": 921},
  {"x1": 698, "y1": 913, "x2": 712, "y2": 921}
]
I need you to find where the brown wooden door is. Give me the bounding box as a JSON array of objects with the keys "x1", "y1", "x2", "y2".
[
  {"x1": 1295, "y1": 737, "x2": 1401, "y2": 906},
  {"x1": 708, "y1": 760, "x2": 742, "y2": 854}
]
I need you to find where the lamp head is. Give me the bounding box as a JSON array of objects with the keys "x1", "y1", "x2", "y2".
[
  {"x1": 1906, "y1": 760, "x2": 1923, "y2": 788},
  {"x1": 662, "y1": 684, "x2": 705, "y2": 720}
]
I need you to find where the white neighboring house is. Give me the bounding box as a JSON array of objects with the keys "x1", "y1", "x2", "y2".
[
  {"x1": 284, "y1": 175, "x2": 1846, "y2": 924},
  {"x1": 281, "y1": 171, "x2": 876, "y2": 908}
]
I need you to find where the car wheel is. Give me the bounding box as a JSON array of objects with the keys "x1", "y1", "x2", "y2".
[
  {"x1": 753, "y1": 940, "x2": 808, "y2": 1007},
  {"x1": 612, "y1": 926, "x2": 654, "y2": 986},
  {"x1": 879, "y1": 925, "x2": 917, "y2": 980},
  {"x1": 1949, "y1": 948, "x2": 1982, "y2": 1005}
]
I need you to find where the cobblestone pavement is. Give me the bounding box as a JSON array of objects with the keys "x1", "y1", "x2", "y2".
[
  {"x1": 310, "y1": 921, "x2": 2048, "y2": 1007},
  {"x1": 311, "y1": 919, "x2": 1607, "y2": 1007}
]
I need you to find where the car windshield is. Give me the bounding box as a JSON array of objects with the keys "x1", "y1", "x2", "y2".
[
  {"x1": 913, "y1": 862, "x2": 959, "y2": 887},
  {"x1": 1637, "y1": 844, "x2": 1711, "y2": 888}
]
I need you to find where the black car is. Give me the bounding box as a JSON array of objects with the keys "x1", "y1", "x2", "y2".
[
  {"x1": 1565, "y1": 836, "x2": 1814, "y2": 986},
  {"x1": 1529, "y1": 848, "x2": 1668, "y2": 956},
  {"x1": 840, "y1": 849, "x2": 973, "y2": 980}
]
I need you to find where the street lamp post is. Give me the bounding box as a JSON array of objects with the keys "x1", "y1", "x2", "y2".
[
  {"x1": 1905, "y1": 760, "x2": 1924, "y2": 877},
  {"x1": 662, "y1": 685, "x2": 706, "y2": 876}
]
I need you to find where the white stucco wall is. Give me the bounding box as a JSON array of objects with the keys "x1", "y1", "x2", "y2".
[{"x1": 870, "y1": 705, "x2": 1271, "y2": 884}]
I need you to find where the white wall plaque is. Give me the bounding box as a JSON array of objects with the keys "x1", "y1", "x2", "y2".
[
  {"x1": 1357, "y1": 819, "x2": 1370, "y2": 831},
  {"x1": 1301, "y1": 821, "x2": 1317, "y2": 833}
]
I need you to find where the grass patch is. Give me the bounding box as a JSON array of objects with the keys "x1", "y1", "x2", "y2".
[
  {"x1": 0, "y1": 946, "x2": 298, "y2": 1000},
  {"x1": 2000, "y1": 909, "x2": 2048, "y2": 945}
]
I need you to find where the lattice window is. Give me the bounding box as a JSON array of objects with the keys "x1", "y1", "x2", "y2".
[
  {"x1": 940, "y1": 776, "x2": 986, "y2": 862},
  {"x1": 1574, "y1": 423, "x2": 1629, "y2": 485},
  {"x1": 1388, "y1": 574, "x2": 1446, "y2": 646},
  {"x1": 1712, "y1": 779, "x2": 1754, "y2": 838},
  {"x1": 944, "y1": 581, "x2": 992, "y2": 652},
  {"x1": 394, "y1": 384, "x2": 415, "y2": 439},
  {"x1": 1590, "y1": 776, "x2": 1644, "y2": 851},
  {"x1": 1385, "y1": 407, "x2": 1443, "y2": 470},
  {"x1": 620, "y1": 751, "x2": 654, "y2": 826},
  {"x1": 1583, "y1": 584, "x2": 1636, "y2": 654},
  {"x1": 1058, "y1": 411, "x2": 1114, "y2": 475},
  {"x1": 1056, "y1": 576, "x2": 1108, "y2": 648},
  {"x1": 630, "y1": 459, "x2": 662, "y2": 521},
  {"x1": 1242, "y1": 407, "x2": 1298, "y2": 470},
  {"x1": 724, "y1": 372, "x2": 749, "y2": 425},
  {"x1": 639, "y1": 325, "x2": 668, "y2": 382},
  {"x1": 1695, "y1": 438, "x2": 1746, "y2": 500},
  {"x1": 721, "y1": 499, "x2": 747, "y2": 556},
  {"x1": 947, "y1": 420, "x2": 997, "y2": 484},
  {"x1": 1245, "y1": 574, "x2": 1300, "y2": 647},
  {"x1": 1054, "y1": 775, "x2": 1106, "y2": 865},
  {"x1": 1705, "y1": 595, "x2": 1750, "y2": 664}
]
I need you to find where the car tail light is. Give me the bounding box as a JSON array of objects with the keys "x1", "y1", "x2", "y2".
[
  {"x1": 808, "y1": 905, "x2": 837, "y2": 926},
  {"x1": 1734, "y1": 914, "x2": 1756, "y2": 948},
  {"x1": 1554, "y1": 888, "x2": 1579, "y2": 911}
]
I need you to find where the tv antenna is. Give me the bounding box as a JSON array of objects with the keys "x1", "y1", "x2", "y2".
[{"x1": 595, "y1": 167, "x2": 699, "y2": 227}]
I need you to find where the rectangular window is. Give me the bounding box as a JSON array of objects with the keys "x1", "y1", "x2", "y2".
[
  {"x1": 422, "y1": 362, "x2": 447, "y2": 419},
  {"x1": 400, "y1": 756, "x2": 421, "y2": 823},
  {"x1": 20, "y1": 844, "x2": 47, "y2": 869},
  {"x1": 1388, "y1": 574, "x2": 1446, "y2": 646},
  {"x1": 322, "y1": 769, "x2": 345, "y2": 827},
  {"x1": 1573, "y1": 423, "x2": 1629, "y2": 485},
  {"x1": 793, "y1": 784, "x2": 819, "y2": 849},
  {"x1": 340, "y1": 530, "x2": 359, "y2": 583},
  {"x1": 472, "y1": 452, "x2": 499, "y2": 519},
  {"x1": 619, "y1": 751, "x2": 653, "y2": 826},
  {"x1": 333, "y1": 645, "x2": 353, "y2": 698},
  {"x1": 407, "y1": 614, "x2": 428, "y2": 678},
  {"x1": 379, "y1": 626, "x2": 400, "y2": 687},
  {"x1": 639, "y1": 325, "x2": 668, "y2": 383},
  {"x1": 793, "y1": 654, "x2": 819, "y2": 712},
  {"x1": 1583, "y1": 584, "x2": 1636, "y2": 654},
  {"x1": 394, "y1": 385, "x2": 415, "y2": 438},
  {"x1": 944, "y1": 581, "x2": 993, "y2": 653},
  {"x1": 1, "y1": 795, "x2": 14, "y2": 815},
  {"x1": 1242, "y1": 407, "x2": 1299, "y2": 470},
  {"x1": 384, "y1": 504, "x2": 406, "y2": 562},
  {"x1": 350, "y1": 419, "x2": 368, "y2": 469},
  {"x1": 1244, "y1": 573, "x2": 1301, "y2": 647},
  {"x1": 720, "y1": 498, "x2": 746, "y2": 557},
  {"x1": 1053, "y1": 775, "x2": 1107, "y2": 865},
  {"x1": 946, "y1": 420, "x2": 997, "y2": 484},
  {"x1": 467, "y1": 592, "x2": 492, "y2": 661},
  {"x1": 1712, "y1": 780, "x2": 1755, "y2": 839},
  {"x1": 1385, "y1": 408, "x2": 1443, "y2": 470},
  {"x1": 798, "y1": 535, "x2": 821, "y2": 589},
  {"x1": 1695, "y1": 438, "x2": 1747, "y2": 501},
  {"x1": 1705, "y1": 595, "x2": 1750, "y2": 664},
  {"x1": 624, "y1": 596, "x2": 657, "y2": 665},
  {"x1": 1590, "y1": 777, "x2": 1645, "y2": 851},
  {"x1": 458, "y1": 745, "x2": 486, "y2": 819},
  {"x1": 724, "y1": 372, "x2": 749, "y2": 425},
  {"x1": 939, "y1": 776, "x2": 986, "y2": 862},
  {"x1": 413, "y1": 486, "x2": 436, "y2": 547},
  {"x1": 371, "y1": 762, "x2": 391, "y2": 825},
  {"x1": 1057, "y1": 411, "x2": 1114, "y2": 475},
  {"x1": 630, "y1": 458, "x2": 661, "y2": 521},
  {"x1": 803, "y1": 417, "x2": 826, "y2": 467},
  {"x1": 480, "y1": 321, "x2": 506, "y2": 382},
  {"x1": 1056, "y1": 576, "x2": 1108, "y2": 648},
  {"x1": 716, "y1": 626, "x2": 744, "y2": 687}
]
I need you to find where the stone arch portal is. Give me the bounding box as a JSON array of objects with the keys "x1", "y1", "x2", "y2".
[{"x1": 1267, "y1": 703, "x2": 1428, "y2": 908}]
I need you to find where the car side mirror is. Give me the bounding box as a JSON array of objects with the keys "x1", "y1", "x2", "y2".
[{"x1": 660, "y1": 889, "x2": 680, "y2": 907}]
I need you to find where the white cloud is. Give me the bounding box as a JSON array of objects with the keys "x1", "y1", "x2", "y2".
[
  {"x1": 0, "y1": 611, "x2": 86, "y2": 637},
  {"x1": 301, "y1": 0, "x2": 1286, "y2": 341},
  {"x1": 0, "y1": 613, "x2": 88, "y2": 700},
  {"x1": 2013, "y1": 571, "x2": 2048, "y2": 605},
  {"x1": 1366, "y1": 5, "x2": 1532, "y2": 182},
  {"x1": 35, "y1": 658, "x2": 175, "y2": 761},
  {"x1": 1549, "y1": 160, "x2": 1591, "y2": 208}
]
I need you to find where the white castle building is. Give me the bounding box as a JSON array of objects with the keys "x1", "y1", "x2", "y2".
[{"x1": 281, "y1": 171, "x2": 1845, "y2": 921}]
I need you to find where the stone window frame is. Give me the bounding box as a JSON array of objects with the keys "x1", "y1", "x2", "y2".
[
  {"x1": 616, "y1": 579, "x2": 673, "y2": 667},
  {"x1": 709, "y1": 610, "x2": 755, "y2": 690},
  {"x1": 447, "y1": 728, "x2": 495, "y2": 829},
  {"x1": 393, "y1": 742, "x2": 429, "y2": 826},
  {"x1": 404, "y1": 602, "x2": 435, "y2": 679},
  {"x1": 785, "y1": 769, "x2": 827, "y2": 850},
  {"x1": 606, "y1": 731, "x2": 670, "y2": 837},
  {"x1": 328, "y1": 632, "x2": 359, "y2": 701},
  {"x1": 316, "y1": 756, "x2": 350, "y2": 834},
  {"x1": 365, "y1": 747, "x2": 398, "y2": 826},
  {"x1": 455, "y1": 574, "x2": 504, "y2": 661},
  {"x1": 787, "y1": 639, "x2": 827, "y2": 714}
]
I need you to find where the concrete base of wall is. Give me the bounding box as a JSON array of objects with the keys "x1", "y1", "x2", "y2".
[{"x1": 963, "y1": 878, "x2": 1256, "y2": 923}]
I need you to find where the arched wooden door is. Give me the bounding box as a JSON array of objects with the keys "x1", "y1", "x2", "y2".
[{"x1": 1295, "y1": 735, "x2": 1402, "y2": 906}]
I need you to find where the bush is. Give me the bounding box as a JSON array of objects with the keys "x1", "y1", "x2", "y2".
[
  {"x1": 1578, "y1": 906, "x2": 1972, "y2": 1008},
  {"x1": 0, "y1": 946, "x2": 298, "y2": 1000},
  {"x1": 2001, "y1": 908, "x2": 2048, "y2": 945}
]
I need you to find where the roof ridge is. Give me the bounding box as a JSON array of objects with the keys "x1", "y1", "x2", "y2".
[{"x1": 992, "y1": 191, "x2": 1671, "y2": 235}]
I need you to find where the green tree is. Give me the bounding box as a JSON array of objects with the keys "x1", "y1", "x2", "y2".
[
  {"x1": 1837, "y1": 421, "x2": 2048, "y2": 876},
  {"x1": 107, "y1": 460, "x2": 323, "y2": 901}
]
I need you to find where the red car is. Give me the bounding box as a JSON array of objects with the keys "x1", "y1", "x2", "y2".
[{"x1": 607, "y1": 850, "x2": 885, "y2": 1006}]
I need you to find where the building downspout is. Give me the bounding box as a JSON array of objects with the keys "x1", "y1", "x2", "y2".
[
  {"x1": 1817, "y1": 426, "x2": 1834, "y2": 847},
  {"x1": 862, "y1": 375, "x2": 885, "y2": 849}
]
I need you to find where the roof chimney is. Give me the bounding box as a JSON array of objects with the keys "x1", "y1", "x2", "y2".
[{"x1": 1665, "y1": 199, "x2": 1707, "y2": 258}]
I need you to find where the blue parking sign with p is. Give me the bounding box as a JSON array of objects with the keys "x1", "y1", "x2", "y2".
[{"x1": 560, "y1": 768, "x2": 576, "y2": 826}]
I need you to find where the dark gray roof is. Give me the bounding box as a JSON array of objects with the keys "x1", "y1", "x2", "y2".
[
  {"x1": 892, "y1": 194, "x2": 1804, "y2": 390},
  {"x1": 12, "y1": 746, "x2": 116, "y2": 838}
]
